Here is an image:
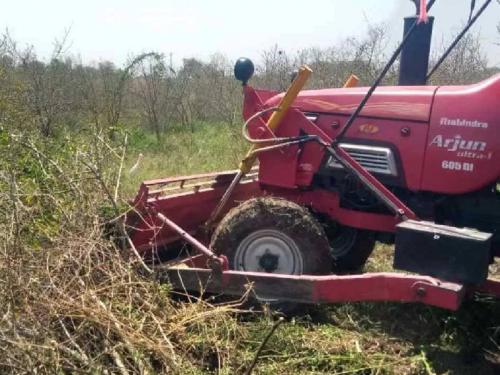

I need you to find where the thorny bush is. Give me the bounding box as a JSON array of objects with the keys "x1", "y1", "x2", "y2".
[{"x1": 0, "y1": 128, "x2": 248, "y2": 374}]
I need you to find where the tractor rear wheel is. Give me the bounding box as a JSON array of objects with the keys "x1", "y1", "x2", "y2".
[
  {"x1": 210, "y1": 197, "x2": 331, "y2": 310},
  {"x1": 325, "y1": 223, "x2": 376, "y2": 272}
]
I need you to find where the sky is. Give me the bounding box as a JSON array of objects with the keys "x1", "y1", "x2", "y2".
[{"x1": 1, "y1": 0, "x2": 499, "y2": 67}]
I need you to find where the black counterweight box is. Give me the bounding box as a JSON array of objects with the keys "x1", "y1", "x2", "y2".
[{"x1": 394, "y1": 220, "x2": 492, "y2": 284}]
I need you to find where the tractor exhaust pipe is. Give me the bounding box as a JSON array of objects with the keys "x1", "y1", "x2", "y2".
[{"x1": 399, "y1": 15, "x2": 434, "y2": 86}]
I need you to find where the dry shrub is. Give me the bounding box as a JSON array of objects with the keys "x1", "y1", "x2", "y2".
[
  {"x1": 0, "y1": 130, "x2": 246, "y2": 374},
  {"x1": 0, "y1": 230, "x2": 246, "y2": 374}
]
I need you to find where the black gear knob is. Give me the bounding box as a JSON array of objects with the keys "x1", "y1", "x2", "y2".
[{"x1": 234, "y1": 57, "x2": 254, "y2": 85}]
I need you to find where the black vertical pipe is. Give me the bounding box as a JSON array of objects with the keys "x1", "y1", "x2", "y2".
[{"x1": 399, "y1": 16, "x2": 434, "y2": 86}]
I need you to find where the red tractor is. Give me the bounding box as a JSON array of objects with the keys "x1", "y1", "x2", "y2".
[{"x1": 127, "y1": 1, "x2": 500, "y2": 310}]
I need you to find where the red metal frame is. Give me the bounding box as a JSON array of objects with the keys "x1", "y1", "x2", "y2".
[
  {"x1": 128, "y1": 167, "x2": 406, "y2": 253},
  {"x1": 127, "y1": 152, "x2": 499, "y2": 310},
  {"x1": 150, "y1": 220, "x2": 499, "y2": 311},
  {"x1": 128, "y1": 170, "x2": 261, "y2": 252},
  {"x1": 243, "y1": 86, "x2": 417, "y2": 220},
  {"x1": 160, "y1": 253, "x2": 500, "y2": 311}
]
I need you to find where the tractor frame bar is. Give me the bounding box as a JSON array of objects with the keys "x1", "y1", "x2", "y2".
[
  {"x1": 160, "y1": 261, "x2": 467, "y2": 310},
  {"x1": 156, "y1": 249, "x2": 500, "y2": 312}
]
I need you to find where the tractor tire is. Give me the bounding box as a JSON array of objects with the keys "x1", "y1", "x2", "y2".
[
  {"x1": 326, "y1": 224, "x2": 376, "y2": 272},
  {"x1": 210, "y1": 197, "x2": 331, "y2": 310}
]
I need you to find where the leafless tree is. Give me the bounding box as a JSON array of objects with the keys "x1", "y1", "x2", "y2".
[
  {"x1": 0, "y1": 22, "x2": 496, "y2": 141},
  {"x1": 185, "y1": 54, "x2": 241, "y2": 124},
  {"x1": 343, "y1": 24, "x2": 392, "y2": 84},
  {"x1": 133, "y1": 53, "x2": 169, "y2": 141},
  {"x1": 3, "y1": 29, "x2": 75, "y2": 136},
  {"x1": 258, "y1": 45, "x2": 292, "y2": 91},
  {"x1": 98, "y1": 52, "x2": 159, "y2": 138},
  {"x1": 73, "y1": 63, "x2": 104, "y2": 129},
  {"x1": 428, "y1": 32, "x2": 489, "y2": 85}
]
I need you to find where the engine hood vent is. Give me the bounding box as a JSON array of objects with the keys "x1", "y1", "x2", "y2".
[{"x1": 327, "y1": 143, "x2": 398, "y2": 176}]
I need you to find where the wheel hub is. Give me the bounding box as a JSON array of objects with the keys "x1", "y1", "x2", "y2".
[
  {"x1": 258, "y1": 251, "x2": 279, "y2": 272},
  {"x1": 234, "y1": 229, "x2": 303, "y2": 274}
]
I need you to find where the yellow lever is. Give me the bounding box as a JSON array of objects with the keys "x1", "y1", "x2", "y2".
[
  {"x1": 343, "y1": 74, "x2": 359, "y2": 88},
  {"x1": 206, "y1": 65, "x2": 312, "y2": 226},
  {"x1": 239, "y1": 65, "x2": 312, "y2": 174}
]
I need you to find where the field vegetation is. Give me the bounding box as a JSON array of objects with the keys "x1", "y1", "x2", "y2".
[{"x1": 0, "y1": 24, "x2": 499, "y2": 374}]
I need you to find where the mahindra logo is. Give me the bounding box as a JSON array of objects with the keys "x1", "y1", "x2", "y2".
[
  {"x1": 440, "y1": 117, "x2": 489, "y2": 129},
  {"x1": 359, "y1": 124, "x2": 379, "y2": 134},
  {"x1": 430, "y1": 135, "x2": 487, "y2": 152}
]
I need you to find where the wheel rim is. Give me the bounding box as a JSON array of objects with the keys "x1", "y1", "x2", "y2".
[
  {"x1": 329, "y1": 226, "x2": 357, "y2": 259},
  {"x1": 234, "y1": 229, "x2": 303, "y2": 275}
]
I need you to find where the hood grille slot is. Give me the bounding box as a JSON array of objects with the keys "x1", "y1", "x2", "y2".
[{"x1": 327, "y1": 143, "x2": 398, "y2": 176}]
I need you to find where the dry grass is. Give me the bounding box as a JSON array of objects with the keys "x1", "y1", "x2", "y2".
[
  {"x1": 0, "y1": 229, "x2": 244, "y2": 373},
  {"x1": 0, "y1": 128, "x2": 250, "y2": 374}
]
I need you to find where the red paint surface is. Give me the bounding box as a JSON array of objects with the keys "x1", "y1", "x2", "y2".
[
  {"x1": 173, "y1": 266, "x2": 468, "y2": 310},
  {"x1": 265, "y1": 85, "x2": 436, "y2": 122},
  {"x1": 421, "y1": 75, "x2": 500, "y2": 193},
  {"x1": 128, "y1": 172, "x2": 262, "y2": 252},
  {"x1": 260, "y1": 85, "x2": 436, "y2": 192}
]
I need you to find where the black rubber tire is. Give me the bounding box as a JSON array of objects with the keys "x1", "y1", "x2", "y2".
[
  {"x1": 325, "y1": 224, "x2": 376, "y2": 272},
  {"x1": 210, "y1": 197, "x2": 331, "y2": 311},
  {"x1": 211, "y1": 197, "x2": 331, "y2": 274}
]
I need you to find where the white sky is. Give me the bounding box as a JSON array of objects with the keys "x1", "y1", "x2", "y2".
[{"x1": 2, "y1": 0, "x2": 499, "y2": 66}]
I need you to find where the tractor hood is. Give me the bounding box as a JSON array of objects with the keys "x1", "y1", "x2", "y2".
[{"x1": 264, "y1": 85, "x2": 439, "y2": 123}]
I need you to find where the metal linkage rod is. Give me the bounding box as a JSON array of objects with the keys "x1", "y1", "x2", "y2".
[
  {"x1": 426, "y1": 0, "x2": 493, "y2": 81},
  {"x1": 156, "y1": 212, "x2": 228, "y2": 271}
]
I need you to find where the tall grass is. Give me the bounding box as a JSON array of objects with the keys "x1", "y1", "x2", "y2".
[{"x1": 122, "y1": 122, "x2": 247, "y2": 196}]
